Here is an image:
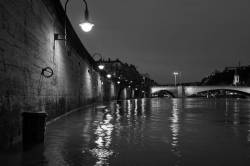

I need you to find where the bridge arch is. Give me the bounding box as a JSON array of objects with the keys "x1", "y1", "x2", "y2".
[
  {"x1": 151, "y1": 86, "x2": 250, "y2": 98},
  {"x1": 185, "y1": 86, "x2": 250, "y2": 97},
  {"x1": 152, "y1": 90, "x2": 175, "y2": 97},
  {"x1": 151, "y1": 86, "x2": 178, "y2": 98},
  {"x1": 190, "y1": 89, "x2": 250, "y2": 97}
]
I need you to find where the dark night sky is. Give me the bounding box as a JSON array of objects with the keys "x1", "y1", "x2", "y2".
[{"x1": 61, "y1": 0, "x2": 250, "y2": 84}]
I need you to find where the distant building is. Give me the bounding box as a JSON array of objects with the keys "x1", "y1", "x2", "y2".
[
  {"x1": 233, "y1": 69, "x2": 240, "y2": 86},
  {"x1": 201, "y1": 64, "x2": 250, "y2": 86}
]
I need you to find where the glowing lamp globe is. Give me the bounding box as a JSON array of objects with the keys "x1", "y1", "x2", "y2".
[
  {"x1": 173, "y1": 72, "x2": 179, "y2": 76},
  {"x1": 79, "y1": 22, "x2": 94, "y2": 32},
  {"x1": 107, "y1": 74, "x2": 111, "y2": 79},
  {"x1": 98, "y1": 64, "x2": 104, "y2": 70}
]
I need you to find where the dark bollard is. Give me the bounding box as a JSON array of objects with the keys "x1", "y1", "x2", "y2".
[{"x1": 22, "y1": 111, "x2": 47, "y2": 150}]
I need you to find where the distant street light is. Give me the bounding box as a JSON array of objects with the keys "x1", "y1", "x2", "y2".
[
  {"x1": 92, "y1": 53, "x2": 104, "y2": 70},
  {"x1": 107, "y1": 74, "x2": 112, "y2": 78},
  {"x1": 98, "y1": 64, "x2": 104, "y2": 70},
  {"x1": 173, "y1": 72, "x2": 179, "y2": 86}
]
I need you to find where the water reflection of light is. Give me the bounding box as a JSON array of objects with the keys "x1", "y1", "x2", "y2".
[
  {"x1": 91, "y1": 112, "x2": 114, "y2": 166},
  {"x1": 233, "y1": 100, "x2": 240, "y2": 125},
  {"x1": 115, "y1": 102, "x2": 121, "y2": 137},
  {"x1": 171, "y1": 100, "x2": 179, "y2": 147},
  {"x1": 224, "y1": 99, "x2": 229, "y2": 124},
  {"x1": 134, "y1": 99, "x2": 138, "y2": 115},
  {"x1": 247, "y1": 101, "x2": 250, "y2": 142},
  {"x1": 115, "y1": 103, "x2": 121, "y2": 121},
  {"x1": 141, "y1": 98, "x2": 146, "y2": 116},
  {"x1": 170, "y1": 99, "x2": 181, "y2": 159},
  {"x1": 127, "y1": 100, "x2": 132, "y2": 119}
]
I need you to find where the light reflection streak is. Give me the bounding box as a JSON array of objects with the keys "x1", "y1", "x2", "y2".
[
  {"x1": 247, "y1": 101, "x2": 250, "y2": 142},
  {"x1": 233, "y1": 100, "x2": 240, "y2": 125},
  {"x1": 90, "y1": 111, "x2": 114, "y2": 166},
  {"x1": 141, "y1": 98, "x2": 146, "y2": 116},
  {"x1": 229, "y1": 100, "x2": 241, "y2": 139},
  {"x1": 127, "y1": 100, "x2": 132, "y2": 119},
  {"x1": 115, "y1": 102, "x2": 121, "y2": 137},
  {"x1": 224, "y1": 99, "x2": 229, "y2": 124},
  {"x1": 134, "y1": 99, "x2": 138, "y2": 115},
  {"x1": 115, "y1": 103, "x2": 121, "y2": 121},
  {"x1": 170, "y1": 99, "x2": 181, "y2": 159}
]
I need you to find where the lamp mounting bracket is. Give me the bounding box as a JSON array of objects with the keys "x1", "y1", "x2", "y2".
[{"x1": 54, "y1": 34, "x2": 66, "y2": 41}]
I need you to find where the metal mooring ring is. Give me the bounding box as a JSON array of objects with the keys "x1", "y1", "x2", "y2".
[{"x1": 41, "y1": 67, "x2": 53, "y2": 78}]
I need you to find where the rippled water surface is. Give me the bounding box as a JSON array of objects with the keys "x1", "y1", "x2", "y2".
[{"x1": 3, "y1": 98, "x2": 250, "y2": 166}]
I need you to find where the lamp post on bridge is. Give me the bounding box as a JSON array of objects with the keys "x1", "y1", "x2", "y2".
[{"x1": 173, "y1": 72, "x2": 179, "y2": 86}]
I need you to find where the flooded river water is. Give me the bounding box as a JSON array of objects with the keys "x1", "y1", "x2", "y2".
[{"x1": 2, "y1": 98, "x2": 250, "y2": 166}]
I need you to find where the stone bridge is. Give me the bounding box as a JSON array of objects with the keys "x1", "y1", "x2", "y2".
[{"x1": 150, "y1": 86, "x2": 250, "y2": 98}]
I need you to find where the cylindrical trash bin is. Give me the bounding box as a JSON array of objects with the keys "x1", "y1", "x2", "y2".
[{"x1": 22, "y1": 111, "x2": 47, "y2": 150}]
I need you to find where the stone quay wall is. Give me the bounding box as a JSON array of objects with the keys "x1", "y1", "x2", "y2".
[{"x1": 0, "y1": 0, "x2": 127, "y2": 149}]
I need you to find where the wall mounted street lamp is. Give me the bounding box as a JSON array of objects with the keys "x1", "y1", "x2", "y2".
[
  {"x1": 173, "y1": 72, "x2": 179, "y2": 86},
  {"x1": 54, "y1": 0, "x2": 94, "y2": 45},
  {"x1": 98, "y1": 64, "x2": 104, "y2": 70},
  {"x1": 92, "y1": 53, "x2": 105, "y2": 70}
]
